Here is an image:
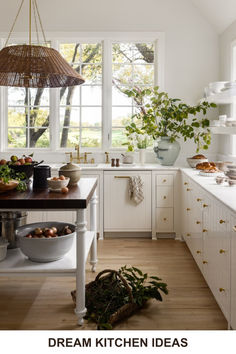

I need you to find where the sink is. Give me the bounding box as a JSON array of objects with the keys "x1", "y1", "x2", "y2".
[{"x1": 76, "y1": 164, "x2": 98, "y2": 168}]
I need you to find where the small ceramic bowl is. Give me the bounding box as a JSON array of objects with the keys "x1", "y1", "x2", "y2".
[
  {"x1": 215, "y1": 176, "x2": 225, "y2": 185},
  {"x1": 47, "y1": 177, "x2": 70, "y2": 190},
  {"x1": 186, "y1": 158, "x2": 208, "y2": 168},
  {"x1": 228, "y1": 179, "x2": 236, "y2": 187}
]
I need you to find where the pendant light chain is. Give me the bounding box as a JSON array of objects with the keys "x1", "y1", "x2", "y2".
[
  {"x1": 34, "y1": 0, "x2": 47, "y2": 45},
  {"x1": 32, "y1": 0, "x2": 40, "y2": 44},
  {"x1": 5, "y1": 0, "x2": 25, "y2": 46}
]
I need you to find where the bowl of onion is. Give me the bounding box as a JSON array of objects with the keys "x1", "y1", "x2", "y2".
[
  {"x1": 47, "y1": 175, "x2": 69, "y2": 191},
  {"x1": 16, "y1": 221, "x2": 75, "y2": 262}
]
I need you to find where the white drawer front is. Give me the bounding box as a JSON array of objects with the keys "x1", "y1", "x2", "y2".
[
  {"x1": 156, "y1": 208, "x2": 174, "y2": 232},
  {"x1": 156, "y1": 186, "x2": 173, "y2": 207},
  {"x1": 156, "y1": 174, "x2": 173, "y2": 186}
]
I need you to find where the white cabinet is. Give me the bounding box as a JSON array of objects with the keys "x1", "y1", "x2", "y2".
[
  {"x1": 230, "y1": 216, "x2": 236, "y2": 329},
  {"x1": 104, "y1": 171, "x2": 151, "y2": 231}
]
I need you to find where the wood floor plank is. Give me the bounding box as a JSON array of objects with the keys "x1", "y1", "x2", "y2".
[{"x1": 0, "y1": 239, "x2": 228, "y2": 330}]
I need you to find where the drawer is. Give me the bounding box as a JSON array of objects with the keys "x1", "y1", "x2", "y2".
[
  {"x1": 156, "y1": 208, "x2": 173, "y2": 232},
  {"x1": 156, "y1": 175, "x2": 173, "y2": 186},
  {"x1": 156, "y1": 186, "x2": 173, "y2": 207}
]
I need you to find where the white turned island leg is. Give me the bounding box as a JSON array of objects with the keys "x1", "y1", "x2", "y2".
[
  {"x1": 75, "y1": 209, "x2": 87, "y2": 326},
  {"x1": 90, "y1": 188, "x2": 98, "y2": 272}
]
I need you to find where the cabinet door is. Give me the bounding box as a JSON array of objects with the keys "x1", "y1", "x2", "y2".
[
  {"x1": 104, "y1": 172, "x2": 151, "y2": 231},
  {"x1": 231, "y1": 216, "x2": 236, "y2": 329}
]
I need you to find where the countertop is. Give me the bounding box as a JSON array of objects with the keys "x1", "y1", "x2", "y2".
[
  {"x1": 181, "y1": 168, "x2": 236, "y2": 214},
  {"x1": 50, "y1": 163, "x2": 180, "y2": 171}
]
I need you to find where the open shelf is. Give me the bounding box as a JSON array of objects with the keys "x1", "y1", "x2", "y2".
[
  {"x1": 0, "y1": 231, "x2": 95, "y2": 276},
  {"x1": 210, "y1": 126, "x2": 236, "y2": 135}
]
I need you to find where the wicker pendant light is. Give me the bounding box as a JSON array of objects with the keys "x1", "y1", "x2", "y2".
[{"x1": 0, "y1": 0, "x2": 85, "y2": 88}]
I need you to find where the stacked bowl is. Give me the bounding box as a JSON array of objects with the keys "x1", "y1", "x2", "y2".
[{"x1": 225, "y1": 165, "x2": 236, "y2": 186}]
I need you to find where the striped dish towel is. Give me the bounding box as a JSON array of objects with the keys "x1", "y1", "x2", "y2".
[{"x1": 128, "y1": 176, "x2": 144, "y2": 205}]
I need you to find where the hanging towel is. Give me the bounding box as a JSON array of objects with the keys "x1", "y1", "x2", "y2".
[{"x1": 128, "y1": 176, "x2": 144, "y2": 205}]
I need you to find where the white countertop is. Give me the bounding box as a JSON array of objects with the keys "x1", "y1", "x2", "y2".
[
  {"x1": 50, "y1": 163, "x2": 180, "y2": 171},
  {"x1": 181, "y1": 168, "x2": 236, "y2": 214}
]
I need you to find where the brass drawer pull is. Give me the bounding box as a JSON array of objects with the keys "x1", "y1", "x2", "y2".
[
  {"x1": 219, "y1": 219, "x2": 226, "y2": 224},
  {"x1": 187, "y1": 188, "x2": 192, "y2": 191},
  {"x1": 114, "y1": 176, "x2": 130, "y2": 179},
  {"x1": 219, "y1": 249, "x2": 226, "y2": 254},
  {"x1": 196, "y1": 221, "x2": 201, "y2": 224},
  {"x1": 202, "y1": 229, "x2": 207, "y2": 233},
  {"x1": 163, "y1": 179, "x2": 167, "y2": 183},
  {"x1": 186, "y1": 208, "x2": 190, "y2": 211},
  {"x1": 186, "y1": 233, "x2": 191, "y2": 237},
  {"x1": 163, "y1": 218, "x2": 167, "y2": 221},
  {"x1": 219, "y1": 288, "x2": 225, "y2": 292},
  {"x1": 196, "y1": 250, "x2": 201, "y2": 254},
  {"x1": 184, "y1": 182, "x2": 188, "y2": 185},
  {"x1": 197, "y1": 198, "x2": 202, "y2": 202},
  {"x1": 203, "y1": 260, "x2": 208, "y2": 264},
  {"x1": 163, "y1": 196, "x2": 167, "y2": 199},
  {"x1": 203, "y1": 204, "x2": 208, "y2": 208}
]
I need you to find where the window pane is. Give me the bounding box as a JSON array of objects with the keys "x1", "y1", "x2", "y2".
[
  {"x1": 112, "y1": 42, "x2": 154, "y2": 64},
  {"x1": 82, "y1": 43, "x2": 102, "y2": 63},
  {"x1": 29, "y1": 108, "x2": 49, "y2": 127},
  {"x1": 60, "y1": 43, "x2": 80, "y2": 64},
  {"x1": 112, "y1": 64, "x2": 132, "y2": 85},
  {"x1": 133, "y1": 64, "x2": 154, "y2": 84},
  {"x1": 112, "y1": 128, "x2": 127, "y2": 147},
  {"x1": 29, "y1": 88, "x2": 50, "y2": 106},
  {"x1": 81, "y1": 107, "x2": 102, "y2": 127},
  {"x1": 132, "y1": 43, "x2": 154, "y2": 63},
  {"x1": 60, "y1": 107, "x2": 80, "y2": 127},
  {"x1": 60, "y1": 86, "x2": 80, "y2": 106},
  {"x1": 8, "y1": 88, "x2": 26, "y2": 106},
  {"x1": 60, "y1": 128, "x2": 80, "y2": 148},
  {"x1": 81, "y1": 86, "x2": 102, "y2": 106},
  {"x1": 112, "y1": 86, "x2": 132, "y2": 105},
  {"x1": 30, "y1": 128, "x2": 50, "y2": 148},
  {"x1": 8, "y1": 128, "x2": 26, "y2": 148},
  {"x1": 112, "y1": 43, "x2": 133, "y2": 63},
  {"x1": 82, "y1": 64, "x2": 102, "y2": 84},
  {"x1": 8, "y1": 107, "x2": 27, "y2": 127},
  {"x1": 81, "y1": 128, "x2": 101, "y2": 147},
  {"x1": 112, "y1": 107, "x2": 132, "y2": 126}
]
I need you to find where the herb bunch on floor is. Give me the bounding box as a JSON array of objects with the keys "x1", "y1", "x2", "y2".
[{"x1": 71, "y1": 265, "x2": 168, "y2": 330}]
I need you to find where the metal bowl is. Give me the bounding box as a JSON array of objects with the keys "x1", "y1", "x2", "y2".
[{"x1": 16, "y1": 221, "x2": 75, "y2": 262}]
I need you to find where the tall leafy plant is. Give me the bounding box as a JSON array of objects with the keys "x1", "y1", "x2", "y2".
[{"x1": 125, "y1": 86, "x2": 217, "y2": 152}]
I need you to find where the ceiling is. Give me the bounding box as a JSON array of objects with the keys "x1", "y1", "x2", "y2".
[{"x1": 191, "y1": 0, "x2": 236, "y2": 33}]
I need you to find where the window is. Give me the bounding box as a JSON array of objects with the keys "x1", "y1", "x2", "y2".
[
  {"x1": 4, "y1": 34, "x2": 162, "y2": 151},
  {"x1": 112, "y1": 42, "x2": 155, "y2": 147}
]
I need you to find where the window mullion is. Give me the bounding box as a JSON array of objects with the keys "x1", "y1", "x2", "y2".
[{"x1": 102, "y1": 39, "x2": 112, "y2": 151}]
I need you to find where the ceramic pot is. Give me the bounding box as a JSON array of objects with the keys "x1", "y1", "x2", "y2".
[
  {"x1": 59, "y1": 162, "x2": 81, "y2": 185},
  {"x1": 122, "y1": 152, "x2": 134, "y2": 164},
  {"x1": 154, "y1": 137, "x2": 180, "y2": 166}
]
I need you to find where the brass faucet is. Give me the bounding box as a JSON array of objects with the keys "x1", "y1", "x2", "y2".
[
  {"x1": 105, "y1": 152, "x2": 110, "y2": 164},
  {"x1": 74, "y1": 145, "x2": 84, "y2": 163},
  {"x1": 84, "y1": 152, "x2": 92, "y2": 164}
]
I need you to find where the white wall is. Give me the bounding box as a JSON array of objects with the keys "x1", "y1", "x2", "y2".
[
  {"x1": 219, "y1": 20, "x2": 236, "y2": 160},
  {"x1": 0, "y1": 0, "x2": 220, "y2": 164}
]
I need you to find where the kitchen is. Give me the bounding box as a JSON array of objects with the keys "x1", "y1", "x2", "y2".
[{"x1": 0, "y1": 0, "x2": 236, "y2": 345}]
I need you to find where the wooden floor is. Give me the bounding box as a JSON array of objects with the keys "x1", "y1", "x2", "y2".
[{"x1": 0, "y1": 239, "x2": 228, "y2": 330}]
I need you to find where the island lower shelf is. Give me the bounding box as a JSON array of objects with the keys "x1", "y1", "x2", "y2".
[{"x1": 0, "y1": 231, "x2": 95, "y2": 276}]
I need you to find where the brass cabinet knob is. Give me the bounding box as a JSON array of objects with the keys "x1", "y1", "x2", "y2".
[
  {"x1": 219, "y1": 249, "x2": 226, "y2": 254},
  {"x1": 163, "y1": 218, "x2": 167, "y2": 221},
  {"x1": 203, "y1": 260, "x2": 208, "y2": 264},
  {"x1": 203, "y1": 204, "x2": 208, "y2": 208},
  {"x1": 163, "y1": 196, "x2": 167, "y2": 199},
  {"x1": 196, "y1": 221, "x2": 201, "y2": 224},
  {"x1": 196, "y1": 250, "x2": 201, "y2": 254},
  {"x1": 219, "y1": 288, "x2": 225, "y2": 292},
  {"x1": 163, "y1": 179, "x2": 167, "y2": 183},
  {"x1": 219, "y1": 219, "x2": 226, "y2": 224},
  {"x1": 184, "y1": 182, "x2": 188, "y2": 185},
  {"x1": 186, "y1": 208, "x2": 190, "y2": 211},
  {"x1": 197, "y1": 198, "x2": 202, "y2": 202},
  {"x1": 187, "y1": 188, "x2": 191, "y2": 191},
  {"x1": 186, "y1": 233, "x2": 191, "y2": 237},
  {"x1": 202, "y1": 229, "x2": 207, "y2": 233}
]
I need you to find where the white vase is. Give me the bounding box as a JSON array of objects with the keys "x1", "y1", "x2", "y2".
[{"x1": 139, "y1": 149, "x2": 146, "y2": 165}]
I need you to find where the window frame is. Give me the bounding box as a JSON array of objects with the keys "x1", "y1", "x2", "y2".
[{"x1": 0, "y1": 32, "x2": 165, "y2": 154}]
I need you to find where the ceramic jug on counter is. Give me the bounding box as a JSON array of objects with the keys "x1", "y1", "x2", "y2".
[{"x1": 59, "y1": 162, "x2": 81, "y2": 185}]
